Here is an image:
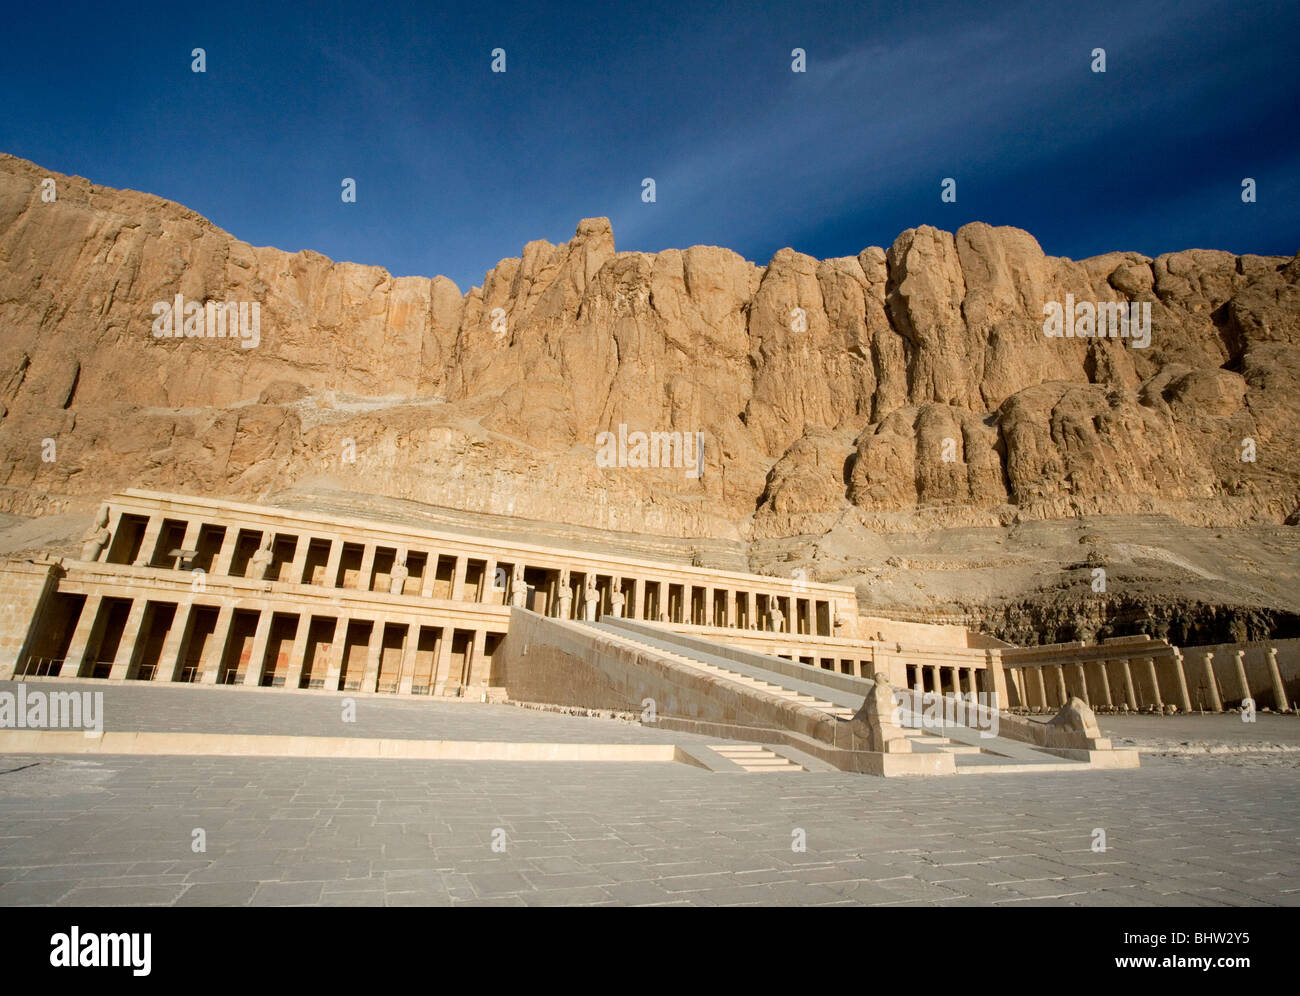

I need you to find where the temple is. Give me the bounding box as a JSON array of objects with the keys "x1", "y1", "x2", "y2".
[{"x1": 1, "y1": 490, "x2": 1294, "y2": 775}]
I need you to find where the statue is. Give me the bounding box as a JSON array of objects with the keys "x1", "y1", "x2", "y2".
[
  {"x1": 846, "y1": 672, "x2": 911, "y2": 753},
  {"x1": 389, "y1": 557, "x2": 408, "y2": 595},
  {"x1": 80, "y1": 507, "x2": 112, "y2": 562},
  {"x1": 555, "y1": 568, "x2": 572, "y2": 619},
  {"x1": 511, "y1": 562, "x2": 527, "y2": 608},
  {"x1": 768, "y1": 605, "x2": 784, "y2": 633},
  {"x1": 249, "y1": 535, "x2": 274, "y2": 580},
  {"x1": 583, "y1": 575, "x2": 600, "y2": 621},
  {"x1": 610, "y1": 582, "x2": 626, "y2": 618}
]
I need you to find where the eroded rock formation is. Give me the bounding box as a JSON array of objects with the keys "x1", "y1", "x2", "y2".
[{"x1": 1, "y1": 153, "x2": 1297, "y2": 641}]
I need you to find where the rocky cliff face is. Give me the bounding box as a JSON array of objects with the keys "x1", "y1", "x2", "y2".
[{"x1": 2, "y1": 153, "x2": 1297, "y2": 641}]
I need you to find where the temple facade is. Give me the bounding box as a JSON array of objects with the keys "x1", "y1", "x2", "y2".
[{"x1": 0, "y1": 490, "x2": 1293, "y2": 717}]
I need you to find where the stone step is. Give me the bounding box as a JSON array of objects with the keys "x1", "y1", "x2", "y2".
[{"x1": 707, "y1": 743, "x2": 805, "y2": 772}]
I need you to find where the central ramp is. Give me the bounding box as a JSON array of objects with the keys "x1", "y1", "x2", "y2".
[{"x1": 496, "y1": 609, "x2": 1138, "y2": 776}]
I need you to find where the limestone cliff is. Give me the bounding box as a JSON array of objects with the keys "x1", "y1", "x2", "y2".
[{"x1": 1, "y1": 153, "x2": 1297, "y2": 642}]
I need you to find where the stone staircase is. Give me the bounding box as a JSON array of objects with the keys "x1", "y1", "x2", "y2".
[{"x1": 707, "y1": 743, "x2": 806, "y2": 772}]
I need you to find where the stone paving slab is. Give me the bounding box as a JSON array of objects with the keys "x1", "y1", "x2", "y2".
[
  {"x1": 0, "y1": 680, "x2": 716, "y2": 746},
  {"x1": 0, "y1": 749, "x2": 1297, "y2": 906}
]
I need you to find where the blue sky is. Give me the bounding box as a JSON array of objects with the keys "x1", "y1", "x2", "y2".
[{"x1": 3, "y1": 0, "x2": 1297, "y2": 291}]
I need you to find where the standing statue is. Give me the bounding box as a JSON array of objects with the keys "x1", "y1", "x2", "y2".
[
  {"x1": 389, "y1": 557, "x2": 409, "y2": 595},
  {"x1": 511, "y1": 562, "x2": 527, "y2": 608},
  {"x1": 768, "y1": 605, "x2": 785, "y2": 633},
  {"x1": 556, "y1": 568, "x2": 573, "y2": 619},
  {"x1": 609, "y1": 581, "x2": 626, "y2": 618},
  {"x1": 249, "y1": 536, "x2": 275, "y2": 580},
  {"x1": 81, "y1": 507, "x2": 112, "y2": 562},
  {"x1": 583, "y1": 575, "x2": 600, "y2": 621}
]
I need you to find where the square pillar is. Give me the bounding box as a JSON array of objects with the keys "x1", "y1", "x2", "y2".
[
  {"x1": 199, "y1": 605, "x2": 235, "y2": 684},
  {"x1": 1089, "y1": 659, "x2": 1113, "y2": 708},
  {"x1": 633, "y1": 578, "x2": 648, "y2": 620},
  {"x1": 132, "y1": 518, "x2": 164, "y2": 568},
  {"x1": 361, "y1": 621, "x2": 384, "y2": 693},
  {"x1": 286, "y1": 537, "x2": 311, "y2": 586},
  {"x1": 321, "y1": 615, "x2": 351, "y2": 692},
  {"x1": 322, "y1": 539, "x2": 345, "y2": 589},
  {"x1": 108, "y1": 599, "x2": 149, "y2": 679},
  {"x1": 282, "y1": 614, "x2": 310, "y2": 689},
  {"x1": 356, "y1": 544, "x2": 378, "y2": 593},
  {"x1": 432, "y1": 628, "x2": 455, "y2": 695},
  {"x1": 397, "y1": 624, "x2": 419, "y2": 694},
  {"x1": 241, "y1": 610, "x2": 275, "y2": 685},
  {"x1": 212, "y1": 528, "x2": 240, "y2": 577},
  {"x1": 450, "y1": 557, "x2": 467, "y2": 601},
  {"x1": 152, "y1": 601, "x2": 195, "y2": 681},
  {"x1": 420, "y1": 555, "x2": 438, "y2": 598},
  {"x1": 466, "y1": 629, "x2": 490, "y2": 691},
  {"x1": 62, "y1": 593, "x2": 105, "y2": 677}
]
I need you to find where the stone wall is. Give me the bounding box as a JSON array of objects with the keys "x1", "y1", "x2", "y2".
[{"x1": 0, "y1": 559, "x2": 61, "y2": 679}]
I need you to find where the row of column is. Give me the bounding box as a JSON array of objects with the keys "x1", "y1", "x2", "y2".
[
  {"x1": 93, "y1": 509, "x2": 842, "y2": 636},
  {"x1": 1007, "y1": 649, "x2": 1291, "y2": 713},
  {"x1": 56, "y1": 593, "x2": 497, "y2": 696},
  {"x1": 909, "y1": 664, "x2": 985, "y2": 698}
]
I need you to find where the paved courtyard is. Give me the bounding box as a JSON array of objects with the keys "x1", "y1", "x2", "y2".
[{"x1": 0, "y1": 683, "x2": 1297, "y2": 906}]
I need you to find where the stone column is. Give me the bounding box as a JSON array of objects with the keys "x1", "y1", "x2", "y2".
[
  {"x1": 356, "y1": 544, "x2": 378, "y2": 593},
  {"x1": 200, "y1": 604, "x2": 235, "y2": 684},
  {"x1": 322, "y1": 539, "x2": 345, "y2": 589},
  {"x1": 286, "y1": 536, "x2": 311, "y2": 586},
  {"x1": 466, "y1": 629, "x2": 490, "y2": 690},
  {"x1": 108, "y1": 599, "x2": 149, "y2": 679},
  {"x1": 1033, "y1": 666, "x2": 1049, "y2": 709},
  {"x1": 432, "y1": 627, "x2": 455, "y2": 695},
  {"x1": 152, "y1": 601, "x2": 195, "y2": 682},
  {"x1": 420, "y1": 554, "x2": 438, "y2": 598},
  {"x1": 1232, "y1": 650, "x2": 1251, "y2": 704},
  {"x1": 132, "y1": 517, "x2": 164, "y2": 568},
  {"x1": 1007, "y1": 667, "x2": 1025, "y2": 707},
  {"x1": 1071, "y1": 662, "x2": 1090, "y2": 706},
  {"x1": 633, "y1": 578, "x2": 648, "y2": 620},
  {"x1": 1199, "y1": 651, "x2": 1223, "y2": 712},
  {"x1": 212, "y1": 528, "x2": 240, "y2": 577},
  {"x1": 360, "y1": 620, "x2": 384, "y2": 693},
  {"x1": 62, "y1": 593, "x2": 105, "y2": 677},
  {"x1": 1266, "y1": 647, "x2": 1290, "y2": 712},
  {"x1": 1117, "y1": 658, "x2": 1138, "y2": 710},
  {"x1": 321, "y1": 615, "x2": 351, "y2": 692},
  {"x1": 1141, "y1": 656, "x2": 1163, "y2": 709},
  {"x1": 927, "y1": 665, "x2": 941, "y2": 697},
  {"x1": 482, "y1": 557, "x2": 498, "y2": 604},
  {"x1": 1053, "y1": 664, "x2": 1068, "y2": 707},
  {"x1": 1168, "y1": 649, "x2": 1193, "y2": 713},
  {"x1": 282, "y1": 614, "x2": 310, "y2": 690},
  {"x1": 241, "y1": 609, "x2": 275, "y2": 686},
  {"x1": 397, "y1": 624, "x2": 419, "y2": 694},
  {"x1": 450, "y1": 557, "x2": 468, "y2": 601},
  {"x1": 1089, "y1": 659, "x2": 1113, "y2": 708},
  {"x1": 178, "y1": 520, "x2": 203, "y2": 567}
]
